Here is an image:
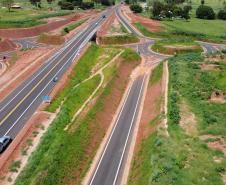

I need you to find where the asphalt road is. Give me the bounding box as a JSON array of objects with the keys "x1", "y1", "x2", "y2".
[
  {"x1": 89, "y1": 75, "x2": 146, "y2": 185},
  {"x1": 88, "y1": 5, "x2": 148, "y2": 185},
  {"x1": 0, "y1": 9, "x2": 113, "y2": 138},
  {"x1": 198, "y1": 41, "x2": 225, "y2": 53}
]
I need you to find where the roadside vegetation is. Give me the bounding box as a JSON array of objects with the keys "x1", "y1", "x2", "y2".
[
  {"x1": 14, "y1": 43, "x2": 140, "y2": 185},
  {"x1": 99, "y1": 34, "x2": 139, "y2": 45},
  {"x1": 151, "y1": 38, "x2": 202, "y2": 55},
  {"x1": 46, "y1": 43, "x2": 119, "y2": 112},
  {"x1": 38, "y1": 33, "x2": 65, "y2": 45},
  {"x1": 128, "y1": 50, "x2": 226, "y2": 185},
  {"x1": 149, "y1": 62, "x2": 163, "y2": 85},
  {"x1": 61, "y1": 18, "x2": 88, "y2": 35},
  {"x1": 129, "y1": 0, "x2": 226, "y2": 42},
  {"x1": 0, "y1": 10, "x2": 73, "y2": 28}
]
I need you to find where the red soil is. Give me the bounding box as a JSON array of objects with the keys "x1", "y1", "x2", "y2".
[
  {"x1": 0, "y1": 39, "x2": 17, "y2": 52},
  {"x1": 0, "y1": 12, "x2": 94, "y2": 39},
  {"x1": 122, "y1": 5, "x2": 161, "y2": 32},
  {"x1": 63, "y1": 58, "x2": 140, "y2": 185},
  {"x1": 96, "y1": 12, "x2": 116, "y2": 43}
]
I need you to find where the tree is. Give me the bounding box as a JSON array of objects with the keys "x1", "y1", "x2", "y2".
[
  {"x1": 152, "y1": 1, "x2": 165, "y2": 17},
  {"x1": 60, "y1": 1, "x2": 74, "y2": 9},
  {"x1": 218, "y1": 9, "x2": 226, "y2": 20},
  {"x1": 29, "y1": 0, "x2": 41, "y2": 7},
  {"x1": 47, "y1": 0, "x2": 54, "y2": 4},
  {"x1": 196, "y1": 5, "x2": 215, "y2": 19},
  {"x1": 201, "y1": 0, "x2": 204, "y2": 5},
  {"x1": 130, "y1": 4, "x2": 143, "y2": 13},
  {"x1": 2, "y1": 0, "x2": 14, "y2": 12}
]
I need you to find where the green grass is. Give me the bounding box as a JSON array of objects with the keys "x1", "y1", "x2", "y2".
[
  {"x1": 108, "y1": 22, "x2": 128, "y2": 34},
  {"x1": 151, "y1": 38, "x2": 202, "y2": 55},
  {"x1": 99, "y1": 34, "x2": 139, "y2": 45},
  {"x1": 14, "y1": 75, "x2": 101, "y2": 185},
  {"x1": 46, "y1": 44, "x2": 120, "y2": 113},
  {"x1": 61, "y1": 18, "x2": 88, "y2": 35},
  {"x1": 0, "y1": 9, "x2": 73, "y2": 28},
  {"x1": 149, "y1": 62, "x2": 163, "y2": 85},
  {"x1": 168, "y1": 53, "x2": 226, "y2": 135},
  {"x1": 162, "y1": 18, "x2": 226, "y2": 42},
  {"x1": 128, "y1": 52, "x2": 226, "y2": 185},
  {"x1": 134, "y1": 19, "x2": 226, "y2": 43},
  {"x1": 14, "y1": 46, "x2": 140, "y2": 185}
]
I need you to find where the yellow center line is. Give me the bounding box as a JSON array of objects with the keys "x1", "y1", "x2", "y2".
[{"x1": 0, "y1": 41, "x2": 79, "y2": 126}]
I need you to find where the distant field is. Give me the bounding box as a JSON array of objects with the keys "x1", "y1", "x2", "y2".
[
  {"x1": 0, "y1": 9, "x2": 74, "y2": 28},
  {"x1": 162, "y1": 18, "x2": 226, "y2": 41}
]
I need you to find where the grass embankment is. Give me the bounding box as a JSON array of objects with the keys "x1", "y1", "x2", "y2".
[
  {"x1": 99, "y1": 34, "x2": 139, "y2": 45},
  {"x1": 0, "y1": 10, "x2": 73, "y2": 28},
  {"x1": 14, "y1": 44, "x2": 140, "y2": 185},
  {"x1": 134, "y1": 20, "x2": 226, "y2": 43},
  {"x1": 108, "y1": 22, "x2": 128, "y2": 34},
  {"x1": 61, "y1": 18, "x2": 88, "y2": 35},
  {"x1": 46, "y1": 44, "x2": 119, "y2": 112},
  {"x1": 128, "y1": 52, "x2": 226, "y2": 185},
  {"x1": 151, "y1": 38, "x2": 202, "y2": 55},
  {"x1": 149, "y1": 62, "x2": 163, "y2": 85},
  {"x1": 38, "y1": 33, "x2": 65, "y2": 45}
]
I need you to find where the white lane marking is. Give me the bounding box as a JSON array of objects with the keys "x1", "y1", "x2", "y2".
[
  {"x1": 89, "y1": 76, "x2": 146, "y2": 185},
  {"x1": 0, "y1": 18, "x2": 102, "y2": 113},
  {"x1": 112, "y1": 76, "x2": 145, "y2": 185},
  {"x1": 3, "y1": 25, "x2": 100, "y2": 136},
  {"x1": 89, "y1": 83, "x2": 133, "y2": 185}
]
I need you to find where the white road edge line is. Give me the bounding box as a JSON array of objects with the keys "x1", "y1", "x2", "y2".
[
  {"x1": 89, "y1": 82, "x2": 133, "y2": 185},
  {"x1": 0, "y1": 18, "x2": 101, "y2": 113},
  {"x1": 3, "y1": 26, "x2": 100, "y2": 136},
  {"x1": 89, "y1": 75, "x2": 145, "y2": 185},
  {"x1": 112, "y1": 75, "x2": 145, "y2": 185}
]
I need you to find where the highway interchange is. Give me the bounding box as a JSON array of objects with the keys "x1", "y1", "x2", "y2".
[{"x1": 0, "y1": 3, "x2": 225, "y2": 185}]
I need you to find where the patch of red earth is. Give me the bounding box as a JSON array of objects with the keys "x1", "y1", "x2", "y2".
[
  {"x1": 122, "y1": 5, "x2": 161, "y2": 32},
  {"x1": 0, "y1": 47, "x2": 57, "y2": 101},
  {"x1": 134, "y1": 78, "x2": 163, "y2": 152},
  {"x1": 0, "y1": 111, "x2": 52, "y2": 179},
  {"x1": 206, "y1": 55, "x2": 226, "y2": 62},
  {"x1": 0, "y1": 39, "x2": 17, "y2": 52},
  {"x1": 208, "y1": 137, "x2": 226, "y2": 155},
  {"x1": 0, "y1": 12, "x2": 94, "y2": 39},
  {"x1": 209, "y1": 91, "x2": 226, "y2": 103},
  {"x1": 62, "y1": 58, "x2": 140, "y2": 185},
  {"x1": 200, "y1": 63, "x2": 220, "y2": 70}
]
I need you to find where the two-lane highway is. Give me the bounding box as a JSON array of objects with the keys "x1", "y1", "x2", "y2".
[
  {"x1": 89, "y1": 75, "x2": 146, "y2": 185},
  {"x1": 0, "y1": 9, "x2": 113, "y2": 138}
]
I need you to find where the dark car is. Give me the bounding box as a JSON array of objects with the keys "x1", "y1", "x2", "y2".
[
  {"x1": 0, "y1": 136, "x2": 12, "y2": 154},
  {"x1": 102, "y1": 15, "x2": 106, "y2": 18},
  {"x1": 53, "y1": 76, "x2": 58, "y2": 82}
]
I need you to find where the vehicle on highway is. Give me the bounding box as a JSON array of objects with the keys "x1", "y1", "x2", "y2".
[
  {"x1": 53, "y1": 76, "x2": 58, "y2": 82},
  {"x1": 102, "y1": 15, "x2": 106, "y2": 18},
  {"x1": 0, "y1": 136, "x2": 12, "y2": 154}
]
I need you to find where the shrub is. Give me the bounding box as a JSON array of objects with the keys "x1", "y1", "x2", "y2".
[
  {"x1": 60, "y1": 1, "x2": 74, "y2": 10},
  {"x1": 64, "y1": 27, "x2": 69, "y2": 33},
  {"x1": 152, "y1": 1, "x2": 165, "y2": 17},
  {"x1": 80, "y1": 2, "x2": 94, "y2": 9},
  {"x1": 217, "y1": 9, "x2": 226, "y2": 20},
  {"x1": 130, "y1": 4, "x2": 143, "y2": 13},
  {"x1": 196, "y1": 5, "x2": 215, "y2": 19}
]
